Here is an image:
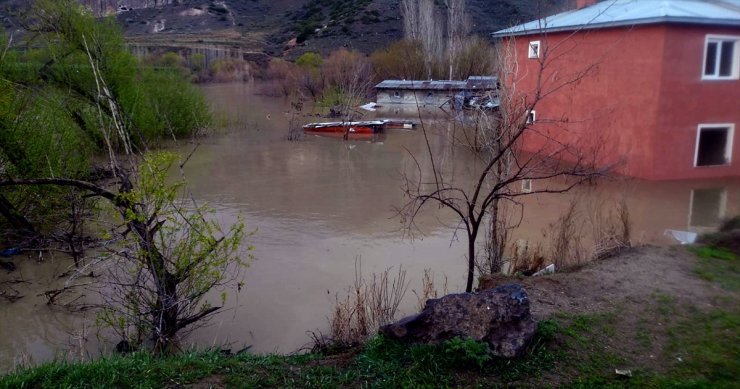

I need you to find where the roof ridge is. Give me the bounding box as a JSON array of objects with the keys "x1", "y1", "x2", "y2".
[{"x1": 492, "y1": 0, "x2": 740, "y2": 38}]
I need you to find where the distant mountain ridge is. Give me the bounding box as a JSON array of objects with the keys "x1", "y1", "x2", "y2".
[{"x1": 1, "y1": 0, "x2": 574, "y2": 56}]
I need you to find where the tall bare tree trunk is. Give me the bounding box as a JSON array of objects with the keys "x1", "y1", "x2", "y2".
[
  {"x1": 445, "y1": 0, "x2": 469, "y2": 80},
  {"x1": 402, "y1": 0, "x2": 444, "y2": 78}
]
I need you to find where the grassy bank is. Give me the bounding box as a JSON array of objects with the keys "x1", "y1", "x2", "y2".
[{"x1": 2, "y1": 246, "x2": 737, "y2": 388}]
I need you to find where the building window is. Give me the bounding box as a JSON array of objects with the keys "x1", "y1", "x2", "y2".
[
  {"x1": 526, "y1": 110, "x2": 536, "y2": 124},
  {"x1": 689, "y1": 188, "x2": 727, "y2": 229},
  {"x1": 703, "y1": 35, "x2": 739, "y2": 80},
  {"x1": 528, "y1": 40, "x2": 540, "y2": 59},
  {"x1": 694, "y1": 124, "x2": 734, "y2": 167},
  {"x1": 393, "y1": 91, "x2": 401, "y2": 98},
  {"x1": 521, "y1": 179, "x2": 532, "y2": 193}
]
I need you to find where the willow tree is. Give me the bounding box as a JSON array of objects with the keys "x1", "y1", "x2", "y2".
[
  {"x1": 0, "y1": 0, "x2": 210, "y2": 234},
  {"x1": 0, "y1": 1, "x2": 247, "y2": 351},
  {"x1": 321, "y1": 48, "x2": 373, "y2": 130}
]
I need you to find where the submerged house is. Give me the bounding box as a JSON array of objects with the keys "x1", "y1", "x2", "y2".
[
  {"x1": 375, "y1": 76, "x2": 497, "y2": 107},
  {"x1": 491, "y1": 0, "x2": 740, "y2": 180}
]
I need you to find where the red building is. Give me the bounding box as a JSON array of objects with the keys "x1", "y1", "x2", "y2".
[{"x1": 492, "y1": 0, "x2": 740, "y2": 180}]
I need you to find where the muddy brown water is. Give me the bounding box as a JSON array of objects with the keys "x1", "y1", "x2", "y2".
[{"x1": 1, "y1": 82, "x2": 738, "y2": 371}]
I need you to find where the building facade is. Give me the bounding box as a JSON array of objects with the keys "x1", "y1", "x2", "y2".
[
  {"x1": 375, "y1": 77, "x2": 497, "y2": 107},
  {"x1": 492, "y1": 0, "x2": 740, "y2": 180}
]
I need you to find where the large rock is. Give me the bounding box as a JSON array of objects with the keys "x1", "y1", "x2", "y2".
[{"x1": 379, "y1": 283, "x2": 536, "y2": 357}]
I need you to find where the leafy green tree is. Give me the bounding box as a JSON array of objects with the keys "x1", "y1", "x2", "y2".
[
  {"x1": 98, "y1": 152, "x2": 249, "y2": 351},
  {"x1": 0, "y1": 1, "x2": 249, "y2": 352},
  {"x1": 295, "y1": 52, "x2": 324, "y2": 101},
  {"x1": 295, "y1": 52, "x2": 322, "y2": 70},
  {"x1": 0, "y1": 152, "x2": 249, "y2": 352},
  {"x1": 0, "y1": 0, "x2": 211, "y2": 233}
]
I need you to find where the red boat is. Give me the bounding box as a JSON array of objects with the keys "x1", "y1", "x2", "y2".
[
  {"x1": 302, "y1": 120, "x2": 417, "y2": 137},
  {"x1": 382, "y1": 120, "x2": 416, "y2": 130},
  {"x1": 303, "y1": 120, "x2": 386, "y2": 135}
]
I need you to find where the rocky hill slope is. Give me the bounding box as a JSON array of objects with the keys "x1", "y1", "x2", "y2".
[{"x1": 1, "y1": 0, "x2": 573, "y2": 57}]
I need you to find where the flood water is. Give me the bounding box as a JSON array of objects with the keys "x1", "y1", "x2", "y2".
[{"x1": 1, "y1": 82, "x2": 738, "y2": 371}]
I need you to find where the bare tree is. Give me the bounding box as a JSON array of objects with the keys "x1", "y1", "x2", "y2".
[
  {"x1": 399, "y1": 34, "x2": 612, "y2": 293},
  {"x1": 444, "y1": 0, "x2": 470, "y2": 80},
  {"x1": 322, "y1": 49, "x2": 374, "y2": 137},
  {"x1": 401, "y1": 0, "x2": 444, "y2": 78}
]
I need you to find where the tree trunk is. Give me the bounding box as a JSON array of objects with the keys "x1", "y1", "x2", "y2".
[
  {"x1": 489, "y1": 198, "x2": 503, "y2": 274},
  {"x1": 0, "y1": 193, "x2": 36, "y2": 234},
  {"x1": 466, "y1": 227, "x2": 478, "y2": 292}
]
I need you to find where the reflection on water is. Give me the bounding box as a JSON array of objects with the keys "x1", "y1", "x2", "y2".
[
  {"x1": 690, "y1": 188, "x2": 728, "y2": 230},
  {"x1": 1, "y1": 82, "x2": 738, "y2": 370}
]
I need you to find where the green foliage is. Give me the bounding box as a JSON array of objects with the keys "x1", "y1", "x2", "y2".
[
  {"x1": 442, "y1": 337, "x2": 492, "y2": 369},
  {"x1": 318, "y1": 85, "x2": 343, "y2": 107},
  {"x1": 1, "y1": 0, "x2": 210, "y2": 154},
  {"x1": 119, "y1": 68, "x2": 211, "y2": 141},
  {"x1": 98, "y1": 152, "x2": 249, "y2": 348},
  {"x1": 0, "y1": 87, "x2": 93, "y2": 179},
  {"x1": 535, "y1": 319, "x2": 559, "y2": 342},
  {"x1": 157, "y1": 51, "x2": 186, "y2": 69},
  {"x1": 189, "y1": 53, "x2": 206, "y2": 73},
  {"x1": 0, "y1": 1, "x2": 211, "y2": 232},
  {"x1": 295, "y1": 52, "x2": 323, "y2": 70},
  {"x1": 293, "y1": 0, "x2": 372, "y2": 43}
]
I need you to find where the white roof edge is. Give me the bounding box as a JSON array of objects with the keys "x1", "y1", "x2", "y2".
[
  {"x1": 492, "y1": 17, "x2": 740, "y2": 38},
  {"x1": 492, "y1": 0, "x2": 740, "y2": 38}
]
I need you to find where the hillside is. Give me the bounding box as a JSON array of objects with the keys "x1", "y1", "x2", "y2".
[{"x1": 1, "y1": 0, "x2": 573, "y2": 57}]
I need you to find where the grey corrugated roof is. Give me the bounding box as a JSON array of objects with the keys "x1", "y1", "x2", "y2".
[
  {"x1": 375, "y1": 77, "x2": 497, "y2": 90},
  {"x1": 375, "y1": 80, "x2": 468, "y2": 90},
  {"x1": 492, "y1": 0, "x2": 740, "y2": 38}
]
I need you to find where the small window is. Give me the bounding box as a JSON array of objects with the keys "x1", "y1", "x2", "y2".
[
  {"x1": 694, "y1": 124, "x2": 734, "y2": 167},
  {"x1": 521, "y1": 179, "x2": 532, "y2": 193},
  {"x1": 703, "y1": 35, "x2": 739, "y2": 80},
  {"x1": 393, "y1": 91, "x2": 401, "y2": 98},
  {"x1": 528, "y1": 40, "x2": 540, "y2": 59},
  {"x1": 526, "y1": 110, "x2": 536, "y2": 124}
]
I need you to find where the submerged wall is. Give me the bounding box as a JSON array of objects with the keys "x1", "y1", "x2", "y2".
[{"x1": 79, "y1": 0, "x2": 179, "y2": 16}]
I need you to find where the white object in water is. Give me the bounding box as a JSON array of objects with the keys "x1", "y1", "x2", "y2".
[
  {"x1": 359, "y1": 102, "x2": 378, "y2": 111},
  {"x1": 533, "y1": 264, "x2": 555, "y2": 276},
  {"x1": 663, "y1": 229, "x2": 697, "y2": 245}
]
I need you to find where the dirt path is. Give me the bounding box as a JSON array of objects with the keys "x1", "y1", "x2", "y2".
[
  {"x1": 480, "y1": 245, "x2": 736, "y2": 379},
  {"x1": 516, "y1": 245, "x2": 729, "y2": 319}
]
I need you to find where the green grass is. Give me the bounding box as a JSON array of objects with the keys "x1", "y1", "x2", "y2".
[
  {"x1": 690, "y1": 246, "x2": 740, "y2": 291},
  {"x1": 690, "y1": 246, "x2": 738, "y2": 261},
  {"x1": 2, "y1": 307, "x2": 737, "y2": 389},
  {"x1": 1, "y1": 325, "x2": 559, "y2": 388},
  {"x1": 666, "y1": 309, "x2": 740, "y2": 387}
]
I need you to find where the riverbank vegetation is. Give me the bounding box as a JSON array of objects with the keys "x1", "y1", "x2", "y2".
[
  {"x1": 2, "y1": 242, "x2": 737, "y2": 387},
  {"x1": 1, "y1": 0, "x2": 246, "y2": 355},
  {"x1": 0, "y1": 0, "x2": 210, "y2": 236}
]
